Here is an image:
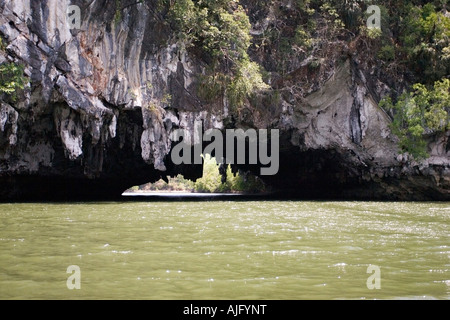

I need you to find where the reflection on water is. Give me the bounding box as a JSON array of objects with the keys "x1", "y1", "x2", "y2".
[{"x1": 0, "y1": 201, "x2": 448, "y2": 299}]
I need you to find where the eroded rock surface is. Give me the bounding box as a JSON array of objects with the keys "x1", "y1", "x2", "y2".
[{"x1": 0, "y1": 0, "x2": 448, "y2": 201}]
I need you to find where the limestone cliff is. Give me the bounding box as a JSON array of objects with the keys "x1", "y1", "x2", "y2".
[{"x1": 0, "y1": 0, "x2": 448, "y2": 201}]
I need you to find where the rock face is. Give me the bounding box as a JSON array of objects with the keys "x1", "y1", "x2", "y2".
[{"x1": 0, "y1": 0, "x2": 449, "y2": 201}]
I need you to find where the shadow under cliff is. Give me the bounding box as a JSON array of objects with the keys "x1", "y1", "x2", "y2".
[{"x1": 2, "y1": 146, "x2": 448, "y2": 203}]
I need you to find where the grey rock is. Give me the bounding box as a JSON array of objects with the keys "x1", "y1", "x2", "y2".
[{"x1": 0, "y1": 0, "x2": 448, "y2": 201}]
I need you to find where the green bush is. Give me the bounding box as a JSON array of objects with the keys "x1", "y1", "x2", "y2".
[
  {"x1": 142, "y1": 174, "x2": 195, "y2": 192},
  {"x1": 194, "y1": 154, "x2": 223, "y2": 193},
  {"x1": 400, "y1": 3, "x2": 450, "y2": 83},
  {"x1": 227, "y1": 170, "x2": 266, "y2": 193},
  {"x1": 380, "y1": 78, "x2": 450, "y2": 159},
  {"x1": 0, "y1": 62, "x2": 26, "y2": 101},
  {"x1": 169, "y1": 0, "x2": 251, "y2": 61},
  {"x1": 378, "y1": 45, "x2": 395, "y2": 62},
  {"x1": 167, "y1": 0, "x2": 268, "y2": 108},
  {"x1": 193, "y1": 154, "x2": 266, "y2": 193}
]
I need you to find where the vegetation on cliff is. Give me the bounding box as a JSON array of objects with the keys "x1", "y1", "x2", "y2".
[
  {"x1": 187, "y1": 1, "x2": 448, "y2": 159},
  {"x1": 157, "y1": 0, "x2": 449, "y2": 159},
  {"x1": 166, "y1": 0, "x2": 269, "y2": 108},
  {"x1": 194, "y1": 154, "x2": 266, "y2": 193},
  {"x1": 375, "y1": 2, "x2": 450, "y2": 158},
  {"x1": 0, "y1": 62, "x2": 26, "y2": 102},
  {"x1": 108, "y1": 0, "x2": 450, "y2": 172},
  {"x1": 0, "y1": 39, "x2": 27, "y2": 102},
  {"x1": 129, "y1": 154, "x2": 267, "y2": 194},
  {"x1": 381, "y1": 78, "x2": 450, "y2": 159}
]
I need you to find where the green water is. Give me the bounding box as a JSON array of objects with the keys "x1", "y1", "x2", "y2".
[{"x1": 0, "y1": 201, "x2": 448, "y2": 300}]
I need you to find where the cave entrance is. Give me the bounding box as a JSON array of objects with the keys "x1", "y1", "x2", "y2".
[{"x1": 122, "y1": 154, "x2": 267, "y2": 196}]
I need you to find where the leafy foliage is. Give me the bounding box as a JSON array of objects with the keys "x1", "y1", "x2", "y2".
[
  {"x1": 141, "y1": 174, "x2": 195, "y2": 192},
  {"x1": 169, "y1": 0, "x2": 251, "y2": 62},
  {"x1": 134, "y1": 154, "x2": 266, "y2": 194},
  {"x1": 166, "y1": 0, "x2": 268, "y2": 108},
  {"x1": 380, "y1": 78, "x2": 450, "y2": 159},
  {"x1": 400, "y1": 3, "x2": 450, "y2": 83},
  {"x1": 0, "y1": 62, "x2": 26, "y2": 101},
  {"x1": 194, "y1": 154, "x2": 266, "y2": 193},
  {"x1": 193, "y1": 154, "x2": 224, "y2": 193}
]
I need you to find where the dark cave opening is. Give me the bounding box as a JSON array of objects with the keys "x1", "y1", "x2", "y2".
[{"x1": 1, "y1": 126, "x2": 447, "y2": 202}]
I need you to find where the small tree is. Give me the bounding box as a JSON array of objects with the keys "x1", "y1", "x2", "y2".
[
  {"x1": 0, "y1": 62, "x2": 26, "y2": 101},
  {"x1": 400, "y1": 3, "x2": 450, "y2": 84},
  {"x1": 168, "y1": 0, "x2": 268, "y2": 109},
  {"x1": 380, "y1": 78, "x2": 450, "y2": 159},
  {"x1": 194, "y1": 154, "x2": 223, "y2": 193}
]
